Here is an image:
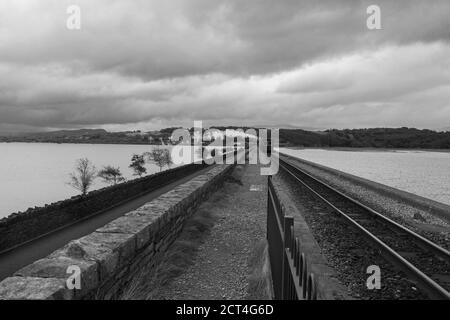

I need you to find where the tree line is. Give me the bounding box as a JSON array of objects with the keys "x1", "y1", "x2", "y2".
[
  {"x1": 67, "y1": 147, "x2": 173, "y2": 196},
  {"x1": 279, "y1": 127, "x2": 450, "y2": 149}
]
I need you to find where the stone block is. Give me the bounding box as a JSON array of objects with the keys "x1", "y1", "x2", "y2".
[
  {"x1": 96, "y1": 215, "x2": 155, "y2": 251},
  {"x1": 14, "y1": 253, "x2": 99, "y2": 296},
  {"x1": 78, "y1": 231, "x2": 135, "y2": 271},
  {"x1": 0, "y1": 276, "x2": 72, "y2": 300}
]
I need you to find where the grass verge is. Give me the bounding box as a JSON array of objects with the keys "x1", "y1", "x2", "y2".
[{"x1": 246, "y1": 240, "x2": 274, "y2": 300}]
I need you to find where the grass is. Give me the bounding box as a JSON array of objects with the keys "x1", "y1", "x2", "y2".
[
  {"x1": 119, "y1": 208, "x2": 216, "y2": 300},
  {"x1": 246, "y1": 240, "x2": 274, "y2": 300}
]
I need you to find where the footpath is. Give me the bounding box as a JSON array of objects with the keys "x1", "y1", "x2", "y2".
[{"x1": 121, "y1": 164, "x2": 270, "y2": 300}]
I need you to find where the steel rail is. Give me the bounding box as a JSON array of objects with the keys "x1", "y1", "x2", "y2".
[{"x1": 278, "y1": 155, "x2": 450, "y2": 300}]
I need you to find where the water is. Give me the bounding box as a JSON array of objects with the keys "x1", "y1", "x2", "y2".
[
  {"x1": 0, "y1": 143, "x2": 178, "y2": 218},
  {"x1": 280, "y1": 148, "x2": 450, "y2": 206},
  {"x1": 2, "y1": 144, "x2": 449, "y2": 219}
]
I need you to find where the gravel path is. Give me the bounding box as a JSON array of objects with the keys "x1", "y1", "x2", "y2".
[{"x1": 155, "y1": 164, "x2": 267, "y2": 300}]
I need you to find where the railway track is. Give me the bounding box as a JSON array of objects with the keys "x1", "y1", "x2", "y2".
[{"x1": 278, "y1": 154, "x2": 450, "y2": 300}]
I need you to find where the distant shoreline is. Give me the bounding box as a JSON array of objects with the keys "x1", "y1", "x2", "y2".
[
  {"x1": 0, "y1": 141, "x2": 161, "y2": 146},
  {"x1": 2, "y1": 141, "x2": 450, "y2": 153},
  {"x1": 281, "y1": 146, "x2": 450, "y2": 153}
]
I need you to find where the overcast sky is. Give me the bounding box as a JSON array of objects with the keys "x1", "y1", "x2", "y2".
[{"x1": 0, "y1": 0, "x2": 449, "y2": 132}]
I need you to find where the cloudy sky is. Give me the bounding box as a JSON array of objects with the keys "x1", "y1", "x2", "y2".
[{"x1": 0, "y1": 0, "x2": 449, "y2": 132}]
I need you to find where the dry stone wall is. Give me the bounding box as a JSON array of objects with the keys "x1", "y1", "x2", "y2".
[
  {"x1": 0, "y1": 163, "x2": 206, "y2": 253},
  {"x1": 0, "y1": 164, "x2": 232, "y2": 300}
]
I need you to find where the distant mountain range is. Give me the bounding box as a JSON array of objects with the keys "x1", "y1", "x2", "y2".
[{"x1": 1, "y1": 127, "x2": 450, "y2": 149}]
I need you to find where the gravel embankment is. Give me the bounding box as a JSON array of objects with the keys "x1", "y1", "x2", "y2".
[
  {"x1": 153, "y1": 164, "x2": 268, "y2": 300},
  {"x1": 281, "y1": 155, "x2": 450, "y2": 250},
  {"x1": 274, "y1": 172, "x2": 429, "y2": 300}
]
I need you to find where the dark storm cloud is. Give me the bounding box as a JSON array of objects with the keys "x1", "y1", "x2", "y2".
[{"x1": 0, "y1": 0, "x2": 449, "y2": 131}]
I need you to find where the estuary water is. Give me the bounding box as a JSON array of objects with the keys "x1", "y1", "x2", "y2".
[
  {"x1": 280, "y1": 148, "x2": 450, "y2": 206},
  {"x1": 2, "y1": 143, "x2": 449, "y2": 219},
  {"x1": 0, "y1": 143, "x2": 176, "y2": 218}
]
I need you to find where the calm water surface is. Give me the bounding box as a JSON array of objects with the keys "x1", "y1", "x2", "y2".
[
  {"x1": 2, "y1": 144, "x2": 449, "y2": 219},
  {"x1": 0, "y1": 143, "x2": 179, "y2": 218},
  {"x1": 280, "y1": 148, "x2": 450, "y2": 206}
]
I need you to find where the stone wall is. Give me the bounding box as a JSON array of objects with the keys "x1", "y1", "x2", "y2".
[
  {"x1": 0, "y1": 163, "x2": 207, "y2": 253},
  {"x1": 0, "y1": 164, "x2": 232, "y2": 300}
]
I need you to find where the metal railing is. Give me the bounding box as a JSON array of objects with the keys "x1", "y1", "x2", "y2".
[{"x1": 267, "y1": 175, "x2": 317, "y2": 300}]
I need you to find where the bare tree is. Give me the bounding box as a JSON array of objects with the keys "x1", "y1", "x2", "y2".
[
  {"x1": 145, "y1": 147, "x2": 173, "y2": 172},
  {"x1": 68, "y1": 158, "x2": 97, "y2": 196},
  {"x1": 129, "y1": 154, "x2": 147, "y2": 177},
  {"x1": 98, "y1": 165, "x2": 125, "y2": 185},
  {"x1": 164, "y1": 148, "x2": 173, "y2": 169}
]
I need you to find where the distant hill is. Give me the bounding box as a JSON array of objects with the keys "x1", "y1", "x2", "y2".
[
  {"x1": 0, "y1": 128, "x2": 164, "y2": 145},
  {"x1": 279, "y1": 127, "x2": 450, "y2": 149},
  {"x1": 253, "y1": 124, "x2": 323, "y2": 131},
  {"x1": 31, "y1": 129, "x2": 108, "y2": 138},
  {"x1": 2, "y1": 126, "x2": 450, "y2": 149}
]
